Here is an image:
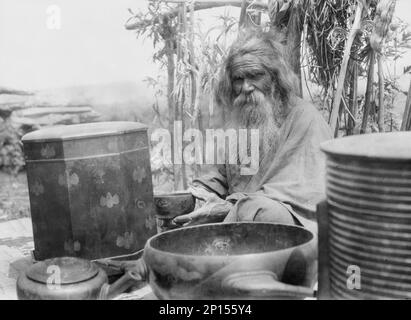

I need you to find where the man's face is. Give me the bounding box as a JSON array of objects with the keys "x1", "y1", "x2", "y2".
[
  {"x1": 231, "y1": 54, "x2": 272, "y2": 99},
  {"x1": 229, "y1": 54, "x2": 275, "y2": 130}
]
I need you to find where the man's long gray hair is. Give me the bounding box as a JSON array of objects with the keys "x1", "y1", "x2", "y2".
[
  {"x1": 214, "y1": 31, "x2": 300, "y2": 164},
  {"x1": 215, "y1": 30, "x2": 299, "y2": 117}
]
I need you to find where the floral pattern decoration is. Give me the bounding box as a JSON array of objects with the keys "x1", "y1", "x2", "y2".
[
  {"x1": 32, "y1": 180, "x2": 44, "y2": 196},
  {"x1": 40, "y1": 144, "x2": 56, "y2": 159},
  {"x1": 58, "y1": 171, "x2": 80, "y2": 188},
  {"x1": 116, "y1": 232, "x2": 135, "y2": 249},
  {"x1": 100, "y1": 192, "x2": 120, "y2": 208},
  {"x1": 132, "y1": 166, "x2": 146, "y2": 184}
]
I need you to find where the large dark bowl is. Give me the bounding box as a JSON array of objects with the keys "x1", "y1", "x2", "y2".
[{"x1": 125, "y1": 222, "x2": 317, "y2": 299}]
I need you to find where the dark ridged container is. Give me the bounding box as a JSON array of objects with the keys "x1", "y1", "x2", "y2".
[{"x1": 321, "y1": 132, "x2": 411, "y2": 300}]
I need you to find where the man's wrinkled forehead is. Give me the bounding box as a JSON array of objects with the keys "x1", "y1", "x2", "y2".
[{"x1": 230, "y1": 53, "x2": 266, "y2": 78}]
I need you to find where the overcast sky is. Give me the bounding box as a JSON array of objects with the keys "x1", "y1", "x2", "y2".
[
  {"x1": 0, "y1": 0, "x2": 410, "y2": 91},
  {"x1": 0, "y1": 0, "x2": 153, "y2": 90}
]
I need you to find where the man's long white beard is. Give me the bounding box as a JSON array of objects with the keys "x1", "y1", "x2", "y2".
[{"x1": 226, "y1": 90, "x2": 283, "y2": 165}]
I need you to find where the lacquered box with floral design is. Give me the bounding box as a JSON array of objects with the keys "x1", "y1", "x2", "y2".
[{"x1": 22, "y1": 122, "x2": 156, "y2": 261}]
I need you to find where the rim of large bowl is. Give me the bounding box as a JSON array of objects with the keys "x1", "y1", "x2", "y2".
[{"x1": 145, "y1": 222, "x2": 314, "y2": 259}]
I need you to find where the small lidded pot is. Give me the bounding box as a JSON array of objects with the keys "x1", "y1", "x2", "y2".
[{"x1": 17, "y1": 257, "x2": 108, "y2": 300}]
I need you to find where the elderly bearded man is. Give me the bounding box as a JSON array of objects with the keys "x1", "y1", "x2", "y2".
[{"x1": 173, "y1": 31, "x2": 332, "y2": 234}]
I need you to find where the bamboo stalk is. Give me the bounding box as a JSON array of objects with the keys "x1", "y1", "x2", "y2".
[
  {"x1": 166, "y1": 46, "x2": 175, "y2": 136},
  {"x1": 177, "y1": 4, "x2": 188, "y2": 190},
  {"x1": 360, "y1": 50, "x2": 376, "y2": 134},
  {"x1": 188, "y1": 1, "x2": 203, "y2": 133},
  {"x1": 401, "y1": 80, "x2": 411, "y2": 131},
  {"x1": 348, "y1": 58, "x2": 358, "y2": 135},
  {"x1": 188, "y1": 1, "x2": 203, "y2": 180},
  {"x1": 189, "y1": 0, "x2": 197, "y2": 124},
  {"x1": 286, "y1": 5, "x2": 303, "y2": 97},
  {"x1": 334, "y1": 100, "x2": 345, "y2": 137},
  {"x1": 377, "y1": 54, "x2": 385, "y2": 132},
  {"x1": 352, "y1": 61, "x2": 358, "y2": 122},
  {"x1": 239, "y1": 0, "x2": 248, "y2": 28},
  {"x1": 161, "y1": 16, "x2": 178, "y2": 189},
  {"x1": 329, "y1": 1, "x2": 363, "y2": 135},
  {"x1": 166, "y1": 40, "x2": 175, "y2": 135}
]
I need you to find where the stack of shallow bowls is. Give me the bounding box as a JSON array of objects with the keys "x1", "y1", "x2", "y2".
[{"x1": 321, "y1": 132, "x2": 411, "y2": 299}]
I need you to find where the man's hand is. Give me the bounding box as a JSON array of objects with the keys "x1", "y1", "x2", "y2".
[
  {"x1": 172, "y1": 197, "x2": 233, "y2": 227},
  {"x1": 172, "y1": 183, "x2": 233, "y2": 227}
]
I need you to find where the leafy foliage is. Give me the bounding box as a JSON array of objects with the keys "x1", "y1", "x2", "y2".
[
  {"x1": 300, "y1": 0, "x2": 410, "y2": 134},
  {"x1": 0, "y1": 120, "x2": 26, "y2": 175},
  {"x1": 303, "y1": 0, "x2": 378, "y2": 93},
  {"x1": 384, "y1": 18, "x2": 411, "y2": 61},
  {"x1": 128, "y1": 0, "x2": 411, "y2": 182},
  {"x1": 128, "y1": 3, "x2": 241, "y2": 190},
  {"x1": 127, "y1": 0, "x2": 179, "y2": 66}
]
